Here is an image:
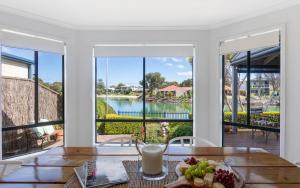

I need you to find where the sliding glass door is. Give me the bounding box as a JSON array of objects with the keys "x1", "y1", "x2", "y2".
[
  {"x1": 95, "y1": 56, "x2": 193, "y2": 144},
  {"x1": 222, "y1": 46, "x2": 280, "y2": 155}
]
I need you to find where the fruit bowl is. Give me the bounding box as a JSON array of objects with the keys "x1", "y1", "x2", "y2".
[{"x1": 165, "y1": 157, "x2": 245, "y2": 188}]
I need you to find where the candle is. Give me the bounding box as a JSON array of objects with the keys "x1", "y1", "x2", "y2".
[{"x1": 142, "y1": 145, "x2": 163, "y2": 175}]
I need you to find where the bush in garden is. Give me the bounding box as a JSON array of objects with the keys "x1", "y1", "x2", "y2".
[
  {"x1": 169, "y1": 122, "x2": 193, "y2": 138},
  {"x1": 98, "y1": 114, "x2": 193, "y2": 141},
  {"x1": 224, "y1": 111, "x2": 280, "y2": 127},
  {"x1": 97, "y1": 114, "x2": 143, "y2": 138}
]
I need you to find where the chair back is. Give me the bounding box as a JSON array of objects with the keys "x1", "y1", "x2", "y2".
[
  {"x1": 99, "y1": 135, "x2": 134, "y2": 147},
  {"x1": 168, "y1": 136, "x2": 217, "y2": 147},
  {"x1": 0, "y1": 160, "x2": 22, "y2": 177}
]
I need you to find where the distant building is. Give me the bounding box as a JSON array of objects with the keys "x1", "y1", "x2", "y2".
[
  {"x1": 1, "y1": 52, "x2": 33, "y2": 79},
  {"x1": 131, "y1": 86, "x2": 143, "y2": 92},
  {"x1": 250, "y1": 79, "x2": 270, "y2": 95},
  {"x1": 158, "y1": 85, "x2": 192, "y2": 97}
]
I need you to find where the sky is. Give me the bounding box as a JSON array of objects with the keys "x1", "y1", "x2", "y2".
[
  {"x1": 2, "y1": 46, "x2": 62, "y2": 83},
  {"x1": 97, "y1": 57, "x2": 193, "y2": 87},
  {"x1": 1, "y1": 46, "x2": 192, "y2": 86}
]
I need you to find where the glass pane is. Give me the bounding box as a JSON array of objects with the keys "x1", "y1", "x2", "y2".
[
  {"x1": 145, "y1": 57, "x2": 193, "y2": 120},
  {"x1": 96, "y1": 57, "x2": 143, "y2": 119},
  {"x1": 1, "y1": 46, "x2": 35, "y2": 127},
  {"x1": 38, "y1": 52, "x2": 63, "y2": 122},
  {"x1": 223, "y1": 52, "x2": 247, "y2": 127},
  {"x1": 250, "y1": 47, "x2": 280, "y2": 126},
  {"x1": 2, "y1": 125, "x2": 64, "y2": 159},
  {"x1": 223, "y1": 46, "x2": 280, "y2": 156}
]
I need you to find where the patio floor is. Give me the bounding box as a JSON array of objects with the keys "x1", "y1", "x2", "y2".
[
  {"x1": 224, "y1": 129, "x2": 280, "y2": 156},
  {"x1": 97, "y1": 129, "x2": 280, "y2": 156}
]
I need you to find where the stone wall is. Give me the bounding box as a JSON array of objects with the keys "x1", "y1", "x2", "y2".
[{"x1": 2, "y1": 77, "x2": 63, "y2": 127}]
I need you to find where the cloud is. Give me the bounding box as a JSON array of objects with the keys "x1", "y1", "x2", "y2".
[
  {"x1": 153, "y1": 57, "x2": 168, "y2": 62},
  {"x1": 170, "y1": 58, "x2": 182, "y2": 63},
  {"x1": 177, "y1": 71, "x2": 192, "y2": 77},
  {"x1": 166, "y1": 63, "x2": 173, "y2": 66},
  {"x1": 153, "y1": 57, "x2": 183, "y2": 63},
  {"x1": 176, "y1": 64, "x2": 185, "y2": 69}
]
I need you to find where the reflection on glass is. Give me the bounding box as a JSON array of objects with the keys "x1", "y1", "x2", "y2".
[{"x1": 38, "y1": 51, "x2": 63, "y2": 122}]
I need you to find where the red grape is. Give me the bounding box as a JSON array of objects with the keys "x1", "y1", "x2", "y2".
[{"x1": 214, "y1": 169, "x2": 235, "y2": 188}]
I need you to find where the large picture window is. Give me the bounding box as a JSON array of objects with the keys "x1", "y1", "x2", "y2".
[
  {"x1": 95, "y1": 56, "x2": 193, "y2": 143},
  {"x1": 1, "y1": 45, "x2": 64, "y2": 158}
]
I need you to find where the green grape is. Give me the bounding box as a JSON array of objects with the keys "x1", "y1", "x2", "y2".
[{"x1": 184, "y1": 161, "x2": 217, "y2": 181}]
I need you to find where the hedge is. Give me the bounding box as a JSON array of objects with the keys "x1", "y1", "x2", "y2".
[
  {"x1": 97, "y1": 114, "x2": 193, "y2": 142},
  {"x1": 224, "y1": 111, "x2": 280, "y2": 126}
]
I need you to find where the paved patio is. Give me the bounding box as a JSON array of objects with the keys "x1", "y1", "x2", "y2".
[
  {"x1": 224, "y1": 129, "x2": 280, "y2": 156},
  {"x1": 97, "y1": 130, "x2": 280, "y2": 156}
]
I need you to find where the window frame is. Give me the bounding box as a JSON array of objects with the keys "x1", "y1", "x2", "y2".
[
  {"x1": 1, "y1": 48, "x2": 65, "y2": 157},
  {"x1": 95, "y1": 56, "x2": 193, "y2": 143},
  {"x1": 221, "y1": 50, "x2": 280, "y2": 146}
]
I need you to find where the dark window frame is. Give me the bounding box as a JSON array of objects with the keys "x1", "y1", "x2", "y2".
[
  {"x1": 1, "y1": 49, "x2": 65, "y2": 144},
  {"x1": 95, "y1": 56, "x2": 193, "y2": 143},
  {"x1": 221, "y1": 51, "x2": 280, "y2": 146}
]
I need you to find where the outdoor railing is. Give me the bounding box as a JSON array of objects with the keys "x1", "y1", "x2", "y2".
[{"x1": 117, "y1": 111, "x2": 190, "y2": 119}]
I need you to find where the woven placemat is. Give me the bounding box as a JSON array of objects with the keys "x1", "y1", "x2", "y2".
[{"x1": 64, "y1": 160, "x2": 180, "y2": 188}]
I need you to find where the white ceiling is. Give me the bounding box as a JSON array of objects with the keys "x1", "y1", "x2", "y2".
[{"x1": 0, "y1": 0, "x2": 299, "y2": 30}]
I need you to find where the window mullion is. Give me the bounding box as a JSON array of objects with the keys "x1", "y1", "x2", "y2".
[
  {"x1": 246, "y1": 51, "x2": 251, "y2": 125},
  {"x1": 143, "y1": 57, "x2": 146, "y2": 142},
  {"x1": 34, "y1": 51, "x2": 39, "y2": 125}
]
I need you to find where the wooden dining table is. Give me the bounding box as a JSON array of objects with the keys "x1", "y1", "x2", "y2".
[{"x1": 0, "y1": 146, "x2": 299, "y2": 188}]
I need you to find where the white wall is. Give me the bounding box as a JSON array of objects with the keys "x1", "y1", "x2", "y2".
[
  {"x1": 77, "y1": 30, "x2": 210, "y2": 146},
  {"x1": 2, "y1": 59, "x2": 29, "y2": 79},
  {"x1": 1, "y1": 4, "x2": 300, "y2": 163},
  {"x1": 0, "y1": 11, "x2": 211, "y2": 148},
  {"x1": 209, "y1": 5, "x2": 300, "y2": 163},
  {"x1": 0, "y1": 11, "x2": 80, "y2": 147}
]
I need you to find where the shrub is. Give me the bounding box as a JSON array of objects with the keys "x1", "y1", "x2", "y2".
[
  {"x1": 169, "y1": 122, "x2": 193, "y2": 138},
  {"x1": 97, "y1": 114, "x2": 193, "y2": 142},
  {"x1": 224, "y1": 111, "x2": 280, "y2": 127},
  {"x1": 97, "y1": 114, "x2": 144, "y2": 139}
]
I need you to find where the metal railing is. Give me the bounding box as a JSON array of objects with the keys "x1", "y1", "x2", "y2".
[{"x1": 117, "y1": 111, "x2": 190, "y2": 119}]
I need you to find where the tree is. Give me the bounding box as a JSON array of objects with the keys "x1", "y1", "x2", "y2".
[
  {"x1": 186, "y1": 57, "x2": 193, "y2": 66},
  {"x1": 162, "y1": 81, "x2": 178, "y2": 87},
  {"x1": 180, "y1": 79, "x2": 192, "y2": 87},
  {"x1": 140, "y1": 72, "x2": 165, "y2": 96},
  {"x1": 96, "y1": 79, "x2": 105, "y2": 95},
  {"x1": 116, "y1": 83, "x2": 125, "y2": 90},
  {"x1": 49, "y1": 82, "x2": 62, "y2": 93}
]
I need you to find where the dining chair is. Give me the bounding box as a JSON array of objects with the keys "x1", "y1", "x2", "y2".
[
  {"x1": 168, "y1": 136, "x2": 217, "y2": 147},
  {"x1": 0, "y1": 160, "x2": 23, "y2": 177},
  {"x1": 99, "y1": 135, "x2": 134, "y2": 147}
]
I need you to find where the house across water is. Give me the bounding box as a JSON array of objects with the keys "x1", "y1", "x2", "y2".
[{"x1": 158, "y1": 85, "x2": 192, "y2": 97}]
